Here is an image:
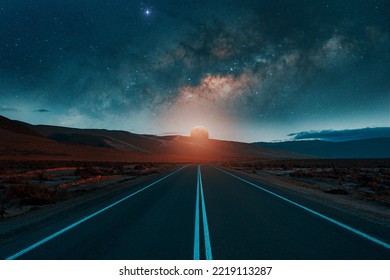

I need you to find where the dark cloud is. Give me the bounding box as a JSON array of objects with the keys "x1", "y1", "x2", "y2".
[
  {"x1": 34, "y1": 109, "x2": 50, "y2": 113},
  {"x1": 289, "y1": 127, "x2": 390, "y2": 142}
]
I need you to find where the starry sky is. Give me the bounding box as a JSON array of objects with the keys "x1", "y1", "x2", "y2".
[{"x1": 0, "y1": 0, "x2": 389, "y2": 142}]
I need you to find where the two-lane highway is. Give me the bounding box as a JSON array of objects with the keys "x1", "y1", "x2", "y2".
[{"x1": 1, "y1": 165, "x2": 390, "y2": 259}]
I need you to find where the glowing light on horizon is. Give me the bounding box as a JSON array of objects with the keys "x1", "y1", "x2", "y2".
[{"x1": 190, "y1": 126, "x2": 210, "y2": 139}]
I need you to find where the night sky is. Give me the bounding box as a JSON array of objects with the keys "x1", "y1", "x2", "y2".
[{"x1": 1, "y1": 0, "x2": 389, "y2": 142}]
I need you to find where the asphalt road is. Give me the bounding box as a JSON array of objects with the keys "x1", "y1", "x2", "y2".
[{"x1": 2, "y1": 165, "x2": 390, "y2": 260}]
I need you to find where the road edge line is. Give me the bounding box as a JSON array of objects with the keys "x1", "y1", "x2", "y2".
[
  {"x1": 5, "y1": 165, "x2": 187, "y2": 260},
  {"x1": 213, "y1": 165, "x2": 390, "y2": 250}
]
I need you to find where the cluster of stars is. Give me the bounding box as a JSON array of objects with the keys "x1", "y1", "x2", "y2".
[{"x1": 0, "y1": 1, "x2": 388, "y2": 142}]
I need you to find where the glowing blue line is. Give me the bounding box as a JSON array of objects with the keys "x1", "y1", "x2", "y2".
[
  {"x1": 213, "y1": 166, "x2": 390, "y2": 250},
  {"x1": 193, "y1": 166, "x2": 200, "y2": 260},
  {"x1": 5, "y1": 166, "x2": 187, "y2": 260},
  {"x1": 199, "y1": 165, "x2": 213, "y2": 260}
]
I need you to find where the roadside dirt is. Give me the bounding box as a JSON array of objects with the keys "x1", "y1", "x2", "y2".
[
  {"x1": 222, "y1": 162, "x2": 390, "y2": 228},
  {"x1": 0, "y1": 162, "x2": 179, "y2": 244}
]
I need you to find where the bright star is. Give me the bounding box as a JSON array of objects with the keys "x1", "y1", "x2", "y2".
[{"x1": 144, "y1": 9, "x2": 151, "y2": 16}]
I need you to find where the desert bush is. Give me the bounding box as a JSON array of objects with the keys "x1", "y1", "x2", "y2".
[
  {"x1": 0, "y1": 204, "x2": 6, "y2": 217},
  {"x1": 7, "y1": 176, "x2": 24, "y2": 184},
  {"x1": 291, "y1": 170, "x2": 303, "y2": 177},
  {"x1": 5, "y1": 183, "x2": 65, "y2": 205},
  {"x1": 74, "y1": 167, "x2": 103, "y2": 179},
  {"x1": 134, "y1": 164, "x2": 146, "y2": 170},
  {"x1": 282, "y1": 163, "x2": 293, "y2": 170},
  {"x1": 37, "y1": 172, "x2": 51, "y2": 181},
  {"x1": 332, "y1": 168, "x2": 347, "y2": 176},
  {"x1": 361, "y1": 174, "x2": 378, "y2": 183},
  {"x1": 324, "y1": 189, "x2": 348, "y2": 195},
  {"x1": 367, "y1": 181, "x2": 378, "y2": 192},
  {"x1": 113, "y1": 164, "x2": 125, "y2": 174},
  {"x1": 125, "y1": 171, "x2": 141, "y2": 176}
]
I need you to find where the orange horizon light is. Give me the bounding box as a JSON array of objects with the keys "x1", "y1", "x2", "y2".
[{"x1": 190, "y1": 125, "x2": 209, "y2": 139}]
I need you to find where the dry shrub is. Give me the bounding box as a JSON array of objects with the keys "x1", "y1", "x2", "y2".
[
  {"x1": 291, "y1": 170, "x2": 308, "y2": 177},
  {"x1": 74, "y1": 167, "x2": 103, "y2": 179},
  {"x1": 5, "y1": 183, "x2": 65, "y2": 205},
  {"x1": 368, "y1": 181, "x2": 378, "y2": 192},
  {"x1": 37, "y1": 172, "x2": 52, "y2": 181},
  {"x1": 7, "y1": 175, "x2": 24, "y2": 184},
  {"x1": 0, "y1": 204, "x2": 6, "y2": 217},
  {"x1": 324, "y1": 189, "x2": 348, "y2": 195},
  {"x1": 133, "y1": 164, "x2": 146, "y2": 170}
]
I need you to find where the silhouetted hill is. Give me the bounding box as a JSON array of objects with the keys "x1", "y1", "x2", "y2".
[
  {"x1": 0, "y1": 115, "x2": 304, "y2": 161},
  {"x1": 29, "y1": 123, "x2": 301, "y2": 159},
  {"x1": 0, "y1": 115, "x2": 171, "y2": 162},
  {"x1": 48, "y1": 133, "x2": 111, "y2": 148},
  {"x1": 28, "y1": 125, "x2": 171, "y2": 153},
  {"x1": 253, "y1": 138, "x2": 390, "y2": 158},
  {"x1": 0, "y1": 115, "x2": 43, "y2": 137}
]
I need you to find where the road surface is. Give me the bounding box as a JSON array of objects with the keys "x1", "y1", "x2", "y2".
[{"x1": 1, "y1": 165, "x2": 390, "y2": 259}]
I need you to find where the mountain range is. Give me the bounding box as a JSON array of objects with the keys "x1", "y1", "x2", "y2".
[
  {"x1": 1, "y1": 115, "x2": 388, "y2": 161},
  {"x1": 254, "y1": 138, "x2": 390, "y2": 159}
]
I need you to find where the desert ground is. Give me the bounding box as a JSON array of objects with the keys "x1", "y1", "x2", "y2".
[
  {"x1": 0, "y1": 160, "x2": 180, "y2": 218},
  {"x1": 220, "y1": 158, "x2": 390, "y2": 226}
]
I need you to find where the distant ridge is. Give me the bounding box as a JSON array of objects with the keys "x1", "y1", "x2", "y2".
[
  {"x1": 3, "y1": 115, "x2": 386, "y2": 160},
  {"x1": 0, "y1": 115, "x2": 43, "y2": 137},
  {"x1": 0, "y1": 115, "x2": 169, "y2": 162},
  {"x1": 28, "y1": 123, "x2": 302, "y2": 159},
  {"x1": 0, "y1": 115, "x2": 303, "y2": 161},
  {"x1": 254, "y1": 138, "x2": 390, "y2": 159}
]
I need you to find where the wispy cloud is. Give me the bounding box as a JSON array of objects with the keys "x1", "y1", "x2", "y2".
[
  {"x1": 159, "y1": 132, "x2": 180, "y2": 136},
  {"x1": 0, "y1": 106, "x2": 18, "y2": 112}
]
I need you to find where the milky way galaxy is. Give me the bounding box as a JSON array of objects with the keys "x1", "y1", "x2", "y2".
[{"x1": 0, "y1": 0, "x2": 389, "y2": 141}]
